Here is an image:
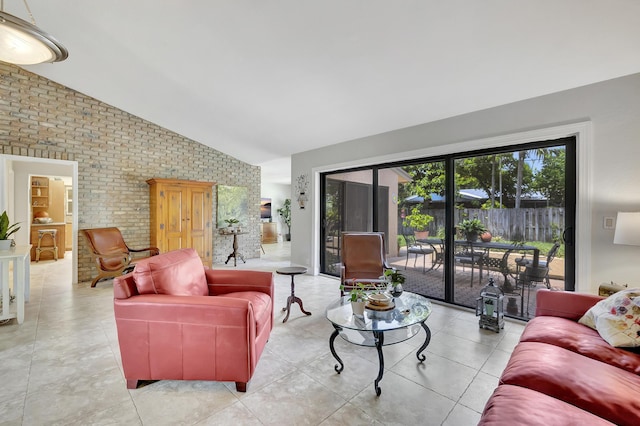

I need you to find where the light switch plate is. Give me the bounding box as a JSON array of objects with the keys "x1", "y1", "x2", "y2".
[{"x1": 604, "y1": 216, "x2": 615, "y2": 230}]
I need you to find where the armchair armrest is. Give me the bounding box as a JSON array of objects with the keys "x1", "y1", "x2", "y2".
[
  {"x1": 128, "y1": 246, "x2": 160, "y2": 256},
  {"x1": 114, "y1": 272, "x2": 137, "y2": 299},
  {"x1": 535, "y1": 289, "x2": 604, "y2": 320},
  {"x1": 94, "y1": 249, "x2": 131, "y2": 272},
  {"x1": 205, "y1": 269, "x2": 274, "y2": 300},
  {"x1": 115, "y1": 293, "x2": 256, "y2": 326}
]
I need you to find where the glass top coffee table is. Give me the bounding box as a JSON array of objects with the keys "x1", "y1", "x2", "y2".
[{"x1": 325, "y1": 291, "x2": 432, "y2": 396}]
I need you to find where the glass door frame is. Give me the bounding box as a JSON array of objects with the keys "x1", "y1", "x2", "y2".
[
  {"x1": 320, "y1": 136, "x2": 576, "y2": 309},
  {"x1": 446, "y1": 137, "x2": 576, "y2": 304}
]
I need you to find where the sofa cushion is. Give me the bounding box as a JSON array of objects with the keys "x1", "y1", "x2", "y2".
[
  {"x1": 479, "y1": 384, "x2": 615, "y2": 426},
  {"x1": 500, "y1": 341, "x2": 640, "y2": 425},
  {"x1": 133, "y1": 248, "x2": 207, "y2": 296},
  {"x1": 223, "y1": 291, "x2": 272, "y2": 337},
  {"x1": 579, "y1": 288, "x2": 640, "y2": 347},
  {"x1": 521, "y1": 316, "x2": 640, "y2": 375}
]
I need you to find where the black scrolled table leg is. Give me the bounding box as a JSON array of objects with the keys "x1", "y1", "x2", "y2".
[
  {"x1": 329, "y1": 326, "x2": 344, "y2": 373},
  {"x1": 289, "y1": 275, "x2": 311, "y2": 316},
  {"x1": 282, "y1": 274, "x2": 311, "y2": 323},
  {"x1": 374, "y1": 331, "x2": 385, "y2": 396},
  {"x1": 416, "y1": 322, "x2": 431, "y2": 362}
]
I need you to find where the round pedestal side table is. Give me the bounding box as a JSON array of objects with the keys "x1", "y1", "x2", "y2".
[{"x1": 276, "y1": 266, "x2": 311, "y2": 323}]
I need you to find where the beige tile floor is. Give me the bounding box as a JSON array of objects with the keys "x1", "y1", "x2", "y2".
[{"x1": 0, "y1": 242, "x2": 526, "y2": 425}]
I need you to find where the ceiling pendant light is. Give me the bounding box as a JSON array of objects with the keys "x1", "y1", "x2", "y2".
[{"x1": 0, "y1": 0, "x2": 68, "y2": 65}]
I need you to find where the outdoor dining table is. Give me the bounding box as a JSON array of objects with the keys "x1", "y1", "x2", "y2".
[
  {"x1": 418, "y1": 237, "x2": 539, "y2": 285},
  {"x1": 417, "y1": 238, "x2": 540, "y2": 315}
]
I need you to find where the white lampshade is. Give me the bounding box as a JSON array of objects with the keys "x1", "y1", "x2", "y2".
[
  {"x1": 613, "y1": 212, "x2": 640, "y2": 246},
  {"x1": 0, "y1": 11, "x2": 67, "y2": 65}
]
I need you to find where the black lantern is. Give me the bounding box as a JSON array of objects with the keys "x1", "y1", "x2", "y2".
[{"x1": 476, "y1": 277, "x2": 504, "y2": 333}]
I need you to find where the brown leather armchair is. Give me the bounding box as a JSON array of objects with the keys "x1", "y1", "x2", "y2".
[
  {"x1": 340, "y1": 232, "x2": 390, "y2": 295},
  {"x1": 113, "y1": 248, "x2": 274, "y2": 392},
  {"x1": 82, "y1": 227, "x2": 159, "y2": 287}
]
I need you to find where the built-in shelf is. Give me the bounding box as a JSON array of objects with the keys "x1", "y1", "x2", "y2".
[{"x1": 31, "y1": 176, "x2": 50, "y2": 213}]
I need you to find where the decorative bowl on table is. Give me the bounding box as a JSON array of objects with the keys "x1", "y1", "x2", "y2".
[
  {"x1": 367, "y1": 292, "x2": 392, "y2": 306},
  {"x1": 34, "y1": 217, "x2": 53, "y2": 223}
]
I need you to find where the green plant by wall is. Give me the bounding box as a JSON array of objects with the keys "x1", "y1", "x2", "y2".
[
  {"x1": 403, "y1": 206, "x2": 434, "y2": 231},
  {"x1": 0, "y1": 211, "x2": 20, "y2": 240},
  {"x1": 277, "y1": 199, "x2": 292, "y2": 240},
  {"x1": 457, "y1": 218, "x2": 486, "y2": 240}
]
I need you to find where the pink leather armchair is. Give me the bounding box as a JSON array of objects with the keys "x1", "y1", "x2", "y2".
[{"x1": 113, "y1": 248, "x2": 274, "y2": 392}]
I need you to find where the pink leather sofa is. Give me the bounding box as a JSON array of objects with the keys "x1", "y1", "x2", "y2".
[
  {"x1": 113, "y1": 248, "x2": 274, "y2": 392},
  {"x1": 479, "y1": 289, "x2": 640, "y2": 425}
]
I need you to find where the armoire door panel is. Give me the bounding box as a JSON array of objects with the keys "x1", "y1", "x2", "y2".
[
  {"x1": 189, "y1": 190, "x2": 206, "y2": 233},
  {"x1": 167, "y1": 237, "x2": 184, "y2": 252},
  {"x1": 190, "y1": 234, "x2": 206, "y2": 260},
  {"x1": 165, "y1": 188, "x2": 185, "y2": 235}
]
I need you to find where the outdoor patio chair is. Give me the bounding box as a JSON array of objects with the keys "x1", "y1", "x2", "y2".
[
  {"x1": 515, "y1": 242, "x2": 561, "y2": 289},
  {"x1": 454, "y1": 242, "x2": 487, "y2": 287},
  {"x1": 428, "y1": 238, "x2": 446, "y2": 270},
  {"x1": 402, "y1": 233, "x2": 437, "y2": 273},
  {"x1": 515, "y1": 242, "x2": 561, "y2": 316}
]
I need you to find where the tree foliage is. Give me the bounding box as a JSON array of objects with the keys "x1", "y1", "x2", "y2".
[
  {"x1": 399, "y1": 162, "x2": 446, "y2": 202},
  {"x1": 533, "y1": 149, "x2": 565, "y2": 206},
  {"x1": 455, "y1": 154, "x2": 533, "y2": 206},
  {"x1": 399, "y1": 148, "x2": 564, "y2": 208}
]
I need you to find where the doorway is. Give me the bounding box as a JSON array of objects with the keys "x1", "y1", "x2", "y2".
[{"x1": 0, "y1": 155, "x2": 79, "y2": 284}]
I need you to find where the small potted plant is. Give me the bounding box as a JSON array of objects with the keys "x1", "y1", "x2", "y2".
[
  {"x1": 402, "y1": 206, "x2": 434, "y2": 239},
  {"x1": 0, "y1": 210, "x2": 20, "y2": 250},
  {"x1": 277, "y1": 199, "x2": 292, "y2": 241},
  {"x1": 341, "y1": 283, "x2": 368, "y2": 316},
  {"x1": 457, "y1": 218, "x2": 486, "y2": 242},
  {"x1": 484, "y1": 298, "x2": 495, "y2": 316},
  {"x1": 224, "y1": 218, "x2": 239, "y2": 227},
  {"x1": 383, "y1": 269, "x2": 406, "y2": 297}
]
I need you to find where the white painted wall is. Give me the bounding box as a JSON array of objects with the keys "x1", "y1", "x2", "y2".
[
  {"x1": 291, "y1": 72, "x2": 640, "y2": 294},
  {"x1": 261, "y1": 182, "x2": 291, "y2": 241}
]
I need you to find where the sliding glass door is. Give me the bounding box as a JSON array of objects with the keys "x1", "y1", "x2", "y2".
[
  {"x1": 320, "y1": 137, "x2": 575, "y2": 320},
  {"x1": 451, "y1": 142, "x2": 572, "y2": 318},
  {"x1": 320, "y1": 170, "x2": 373, "y2": 276},
  {"x1": 386, "y1": 161, "x2": 447, "y2": 300}
]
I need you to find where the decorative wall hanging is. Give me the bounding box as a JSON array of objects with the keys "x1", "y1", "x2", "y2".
[{"x1": 295, "y1": 174, "x2": 308, "y2": 209}]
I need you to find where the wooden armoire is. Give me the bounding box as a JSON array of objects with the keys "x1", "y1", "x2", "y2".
[{"x1": 147, "y1": 178, "x2": 215, "y2": 266}]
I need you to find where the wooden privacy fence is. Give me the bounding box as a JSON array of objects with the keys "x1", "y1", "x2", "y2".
[{"x1": 401, "y1": 207, "x2": 565, "y2": 243}]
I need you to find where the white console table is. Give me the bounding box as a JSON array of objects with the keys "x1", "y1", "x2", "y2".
[{"x1": 0, "y1": 245, "x2": 31, "y2": 324}]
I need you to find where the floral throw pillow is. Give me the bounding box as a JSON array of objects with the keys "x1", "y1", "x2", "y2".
[{"x1": 579, "y1": 289, "x2": 640, "y2": 347}]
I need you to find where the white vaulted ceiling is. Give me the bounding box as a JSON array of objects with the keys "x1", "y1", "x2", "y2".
[{"x1": 10, "y1": 0, "x2": 640, "y2": 183}]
